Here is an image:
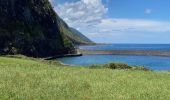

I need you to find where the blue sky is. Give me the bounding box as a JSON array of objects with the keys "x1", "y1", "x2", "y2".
[{"x1": 50, "y1": 0, "x2": 170, "y2": 44}]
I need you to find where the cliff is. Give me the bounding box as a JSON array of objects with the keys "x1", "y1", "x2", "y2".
[{"x1": 0, "y1": 0, "x2": 75, "y2": 57}]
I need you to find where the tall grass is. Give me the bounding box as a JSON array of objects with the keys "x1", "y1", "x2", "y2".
[{"x1": 0, "y1": 56, "x2": 170, "y2": 100}]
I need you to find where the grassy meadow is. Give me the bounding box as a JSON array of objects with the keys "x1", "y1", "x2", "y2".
[{"x1": 0, "y1": 56, "x2": 170, "y2": 100}]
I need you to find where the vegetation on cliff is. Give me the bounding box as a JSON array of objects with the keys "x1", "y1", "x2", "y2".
[
  {"x1": 0, "y1": 0, "x2": 92, "y2": 57},
  {"x1": 69, "y1": 27, "x2": 93, "y2": 44},
  {"x1": 58, "y1": 19, "x2": 94, "y2": 45}
]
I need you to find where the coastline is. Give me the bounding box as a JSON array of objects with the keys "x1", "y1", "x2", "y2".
[
  {"x1": 45, "y1": 54, "x2": 82, "y2": 60},
  {"x1": 45, "y1": 49, "x2": 170, "y2": 60},
  {"x1": 78, "y1": 49, "x2": 170, "y2": 57}
]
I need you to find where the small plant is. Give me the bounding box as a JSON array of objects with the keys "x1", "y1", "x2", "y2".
[
  {"x1": 104, "y1": 62, "x2": 131, "y2": 69},
  {"x1": 131, "y1": 66, "x2": 150, "y2": 71}
]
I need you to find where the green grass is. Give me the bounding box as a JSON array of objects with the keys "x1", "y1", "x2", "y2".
[{"x1": 0, "y1": 56, "x2": 170, "y2": 100}]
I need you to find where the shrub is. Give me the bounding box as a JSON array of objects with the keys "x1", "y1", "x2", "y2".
[
  {"x1": 88, "y1": 62, "x2": 150, "y2": 71},
  {"x1": 9, "y1": 47, "x2": 18, "y2": 55},
  {"x1": 131, "y1": 66, "x2": 150, "y2": 71},
  {"x1": 104, "y1": 62, "x2": 132, "y2": 69}
]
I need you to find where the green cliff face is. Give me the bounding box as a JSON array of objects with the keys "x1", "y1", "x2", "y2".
[
  {"x1": 69, "y1": 27, "x2": 93, "y2": 45},
  {"x1": 57, "y1": 18, "x2": 93, "y2": 45},
  {"x1": 0, "y1": 0, "x2": 75, "y2": 57}
]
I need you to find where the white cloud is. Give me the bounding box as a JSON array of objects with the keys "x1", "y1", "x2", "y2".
[
  {"x1": 50, "y1": 0, "x2": 170, "y2": 43},
  {"x1": 97, "y1": 18, "x2": 170, "y2": 32},
  {"x1": 54, "y1": 0, "x2": 108, "y2": 28}
]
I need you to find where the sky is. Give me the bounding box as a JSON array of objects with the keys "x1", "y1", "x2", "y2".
[{"x1": 50, "y1": 0, "x2": 170, "y2": 44}]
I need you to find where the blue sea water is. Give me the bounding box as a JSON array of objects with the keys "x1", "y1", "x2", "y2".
[
  {"x1": 79, "y1": 44, "x2": 170, "y2": 51},
  {"x1": 57, "y1": 44, "x2": 170, "y2": 70}
]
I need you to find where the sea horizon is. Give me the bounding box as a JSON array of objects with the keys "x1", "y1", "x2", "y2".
[
  {"x1": 94, "y1": 43, "x2": 170, "y2": 45},
  {"x1": 79, "y1": 44, "x2": 170, "y2": 51}
]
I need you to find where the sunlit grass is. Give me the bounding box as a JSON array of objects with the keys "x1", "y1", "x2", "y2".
[{"x1": 0, "y1": 56, "x2": 170, "y2": 100}]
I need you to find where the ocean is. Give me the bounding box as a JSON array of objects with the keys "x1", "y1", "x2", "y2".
[
  {"x1": 57, "y1": 44, "x2": 170, "y2": 70},
  {"x1": 79, "y1": 44, "x2": 170, "y2": 51}
]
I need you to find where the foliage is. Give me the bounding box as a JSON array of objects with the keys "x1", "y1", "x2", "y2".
[
  {"x1": 104, "y1": 62, "x2": 130, "y2": 69},
  {"x1": 58, "y1": 19, "x2": 93, "y2": 45},
  {"x1": 131, "y1": 66, "x2": 150, "y2": 71},
  {"x1": 89, "y1": 62, "x2": 150, "y2": 71},
  {"x1": 0, "y1": 0, "x2": 81, "y2": 57},
  {"x1": 68, "y1": 27, "x2": 93, "y2": 45}
]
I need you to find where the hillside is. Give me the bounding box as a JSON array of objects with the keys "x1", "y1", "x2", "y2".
[
  {"x1": 0, "y1": 56, "x2": 170, "y2": 100},
  {"x1": 0, "y1": 0, "x2": 93, "y2": 57},
  {"x1": 57, "y1": 18, "x2": 93, "y2": 45},
  {"x1": 70, "y1": 27, "x2": 93, "y2": 44}
]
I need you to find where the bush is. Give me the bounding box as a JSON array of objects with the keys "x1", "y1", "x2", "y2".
[
  {"x1": 104, "y1": 62, "x2": 131, "y2": 69},
  {"x1": 131, "y1": 66, "x2": 150, "y2": 71},
  {"x1": 88, "y1": 62, "x2": 150, "y2": 71}
]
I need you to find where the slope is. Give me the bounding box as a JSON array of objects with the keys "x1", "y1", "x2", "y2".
[{"x1": 0, "y1": 0, "x2": 74, "y2": 57}]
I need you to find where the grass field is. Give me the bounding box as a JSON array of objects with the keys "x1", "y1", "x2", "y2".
[{"x1": 0, "y1": 56, "x2": 170, "y2": 100}]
